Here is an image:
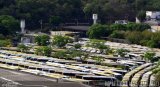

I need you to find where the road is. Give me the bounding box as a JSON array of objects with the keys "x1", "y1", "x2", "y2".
[{"x1": 0, "y1": 68, "x2": 88, "y2": 87}]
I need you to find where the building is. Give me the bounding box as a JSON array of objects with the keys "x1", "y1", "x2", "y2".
[{"x1": 146, "y1": 11, "x2": 160, "y2": 20}]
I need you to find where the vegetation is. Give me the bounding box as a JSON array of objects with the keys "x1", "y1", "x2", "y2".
[
  {"x1": 35, "y1": 34, "x2": 50, "y2": 46},
  {"x1": 49, "y1": 16, "x2": 62, "y2": 28},
  {"x1": 87, "y1": 24, "x2": 109, "y2": 39},
  {"x1": 0, "y1": 39, "x2": 12, "y2": 47},
  {"x1": 143, "y1": 51, "x2": 156, "y2": 62},
  {"x1": 87, "y1": 23, "x2": 150, "y2": 38},
  {"x1": 74, "y1": 44, "x2": 81, "y2": 49},
  {"x1": 52, "y1": 35, "x2": 72, "y2": 48},
  {"x1": 35, "y1": 46, "x2": 52, "y2": 56},
  {"x1": 0, "y1": 15, "x2": 19, "y2": 36},
  {"x1": 17, "y1": 44, "x2": 29, "y2": 52},
  {"x1": 53, "y1": 50, "x2": 67, "y2": 59},
  {"x1": 92, "y1": 56, "x2": 105, "y2": 64},
  {"x1": 87, "y1": 23, "x2": 160, "y2": 48},
  {"x1": 116, "y1": 49, "x2": 129, "y2": 57}
]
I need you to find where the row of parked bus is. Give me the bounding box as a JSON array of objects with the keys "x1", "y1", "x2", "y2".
[
  {"x1": 122, "y1": 63, "x2": 153, "y2": 87},
  {"x1": 131, "y1": 65, "x2": 155, "y2": 87}
]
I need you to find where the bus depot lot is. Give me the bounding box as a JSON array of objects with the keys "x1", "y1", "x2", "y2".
[{"x1": 0, "y1": 68, "x2": 88, "y2": 87}]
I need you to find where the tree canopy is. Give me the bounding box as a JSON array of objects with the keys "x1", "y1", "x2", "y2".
[{"x1": 0, "y1": 0, "x2": 160, "y2": 30}]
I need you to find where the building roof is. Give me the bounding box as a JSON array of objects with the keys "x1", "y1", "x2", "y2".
[{"x1": 63, "y1": 26, "x2": 90, "y2": 31}]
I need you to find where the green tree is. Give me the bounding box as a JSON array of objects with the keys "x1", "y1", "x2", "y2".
[
  {"x1": 52, "y1": 35, "x2": 72, "y2": 48},
  {"x1": 35, "y1": 46, "x2": 52, "y2": 56},
  {"x1": 143, "y1": 51, "x2": 155, "y2": 62},
  {"x1": 18, "y1": 44, "x2": 29, "y2": 52},
  {"x1": 147, "y1": 40, "x2": 157, "y2": 48},
  {"x1": 49, "y1": 16, "x2": 62, "y2": 27},
  {"x1": 93, "y1": 56, "x2": 105, "y2": 64},
  {"x1": 116, "y1": 49, "x2": 129, "y2": 57},
  {"x1": 0, "y1": 15, "x2": 19, "y2": 35},
  {"x1": 109, "y1": 30, "x2": 125, "y2": 39},
  {"x1": 0, "y1": 39, "x2": 12, "y2": 47},
  {"x1": 87, "y1": 24, "x2": 109, "y2": 39},
  {"x1": 110, "y1": 24, "x2": 126, "y2": 31},
  {"x1": 53, "y1": 50, "x2": 67, "y2": 59},
  {"x1": 35, "y1": 34, "x2": 50, "y2": 46},
  {"x1": 74, "y1": 43, "x2": 81, "y2": 49},
  {"x1": 137, "y1": 10, "x2": 146, "y2": 22}
]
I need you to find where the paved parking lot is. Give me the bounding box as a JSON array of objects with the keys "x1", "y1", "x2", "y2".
[{"x1": 0, "y1": 68, "x2": 89, "y2": 87}]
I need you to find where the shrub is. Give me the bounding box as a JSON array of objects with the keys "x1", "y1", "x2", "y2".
[
  {"x1": 87, "y1": 24, "x2": 109, "y2": 39},
  {"x1": 109, "y1": 30, "x2": 125, "y2": 39},
  {"x1": 52, "y1": 35, "x2": 72, "y2": 48},
  {"x1": 35, "y1": 34, "x2": 50, "y2": 46}
]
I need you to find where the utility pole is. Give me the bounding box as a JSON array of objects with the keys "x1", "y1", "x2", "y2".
[{"x1": 135, "y1": 0, "x2": 140, "y2": 23}]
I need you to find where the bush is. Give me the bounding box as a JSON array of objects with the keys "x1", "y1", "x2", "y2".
[
  {"x1": 87, "y1": 24, "x2": 110, "y2": 39},
  {"x1": 109, "y1": 30, "x2": 125, "y2": 39},
  {"x1": 137, "y1": 10, "x2": 146, "y2": 22},
  {"x1": 0, "y1": 39, "x2": 12, "y2": 47},
  {"x1": 143, "y1": 51, "x2": 155, "y2": 62},
  {"x1": 125, "y1": 31, "x2": 143, "y2": 44},
  {"x1": 18, "y1": 44, "x2": 29, "y2": 52},
  {"x1": 110, "y1": 24, "x2": 126, "y2": 31},
  {"x1": 35, "y1": 34, "x2": 50, "y2": 46},
  {"x1": 35, "y1": 46, "x2": 52, "y2": 56},
  {"x1": 126, "y1": 22, "x2": 150, "y2": 31},
  {"x1": 147, "y1": 40, "x2": 157, "y2": 48},
  {"x1": 52, "y1": 35, "x2": 72, "y2": 48},
  {"x1": 74, "y1": 44, "x2": 81, "y2": 49}
]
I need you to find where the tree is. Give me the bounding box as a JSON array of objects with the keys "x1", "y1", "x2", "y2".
[
  {"x1": 147, "y1": 40, "x2": 157, "y2": 48},
  {"x1": 35, "y1": 34, "x2": 50, "y2": 46},
  {"x1": 49, "y1": 16, "x2": 62, "y2": 28},
  {"x1": 18, "y1": 44, "x2": 29, "y2": 52},
  {"x1": 143, "y1": 51, "x2": 155, "y2": 62},
  {"x1": 109, "y1": 30, "x2": 125, "y2": 39},
  {"x1": 87, "y1": 24, "x2": 109, "y2": 39},
  {"x1": 93, "y1": 56, "x2": 105, "y2": 64},
  {"x1": 0, "y1": 15, "x2": 19, "y2": 36},
  {"x1": 126, "y1": 23, "x2": 150, "y2": 31},
  {"x1": 74, "y1": 43, "x2": 81, "y2": 49},
  {"x1": 110, "y1": 24, "x2": 126, "y2": 31},
  {"x1": 35, "y1": 46, "x2": 52, "y2": 56},
  {"x1": 137, "y1": 10, "x2": 146, "y2": 22},
  {"x1": 116, "y1": 49, "x2": 129, "y2": 57},
  {"x1": 0, "y1": 39, "x2": 12, "y2": 47},
  {"x1": 52, "y1": 35, "x2": 72, "y2": 48},
  {"x1": 53, "y1": 50, "x2": 67, "y2": 59}
]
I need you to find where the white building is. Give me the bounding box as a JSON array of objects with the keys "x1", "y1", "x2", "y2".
[{"x1": 146, "y1": 11, "x2": 160, "y2": 20}]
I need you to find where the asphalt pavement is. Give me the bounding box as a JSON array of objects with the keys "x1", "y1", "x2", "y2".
[{"x1": 0, "y1": 68, "x2": 89, "y2": 87}]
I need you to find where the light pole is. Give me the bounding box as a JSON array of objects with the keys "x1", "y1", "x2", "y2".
[{"x1": 135, "y1": 0, "x2": 140, "y2": 23}]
